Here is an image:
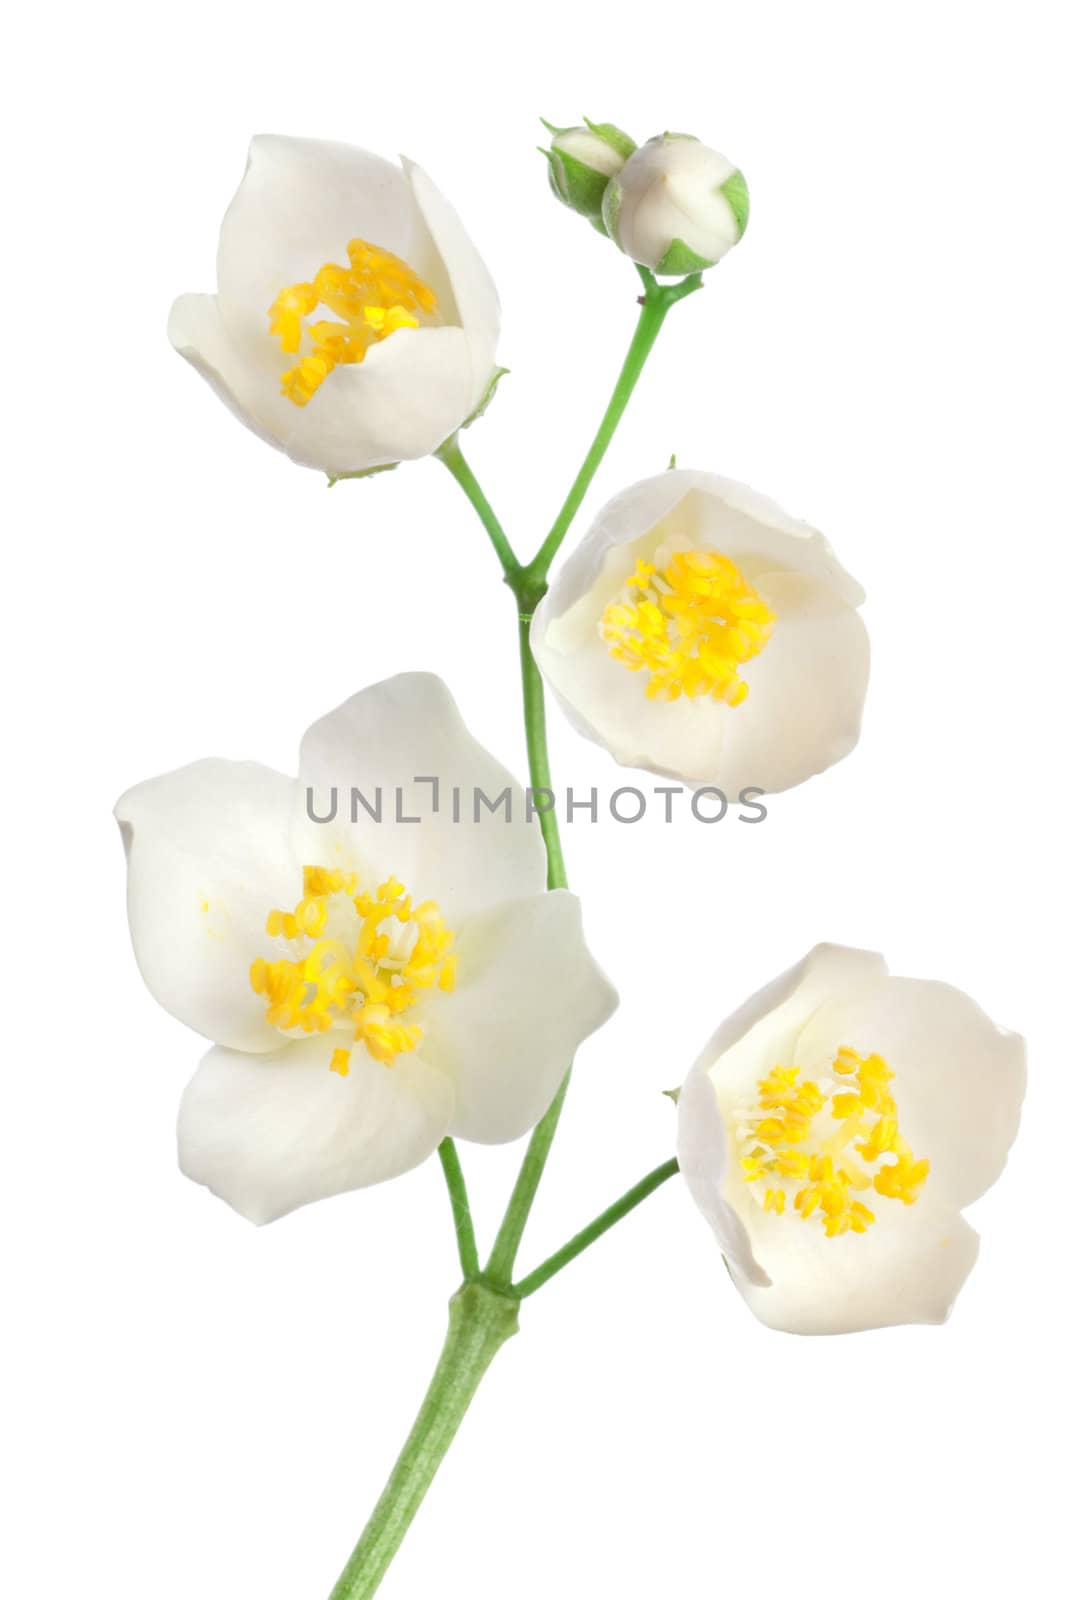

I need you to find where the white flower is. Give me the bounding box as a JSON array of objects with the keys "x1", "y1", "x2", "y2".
[
  {"x1": 676, "y1": 944, "x2": 1025, "y2": 1334},
  {"x1": 530, "y1": 470, "x2": 869, "y2": 797},
  {"x1": 168, "y1": 135, "x2": 501, "y2": 475},
  {"x1": 115, "y1": 675, "x2": 616, "y2": 1225},
  {"x1": 602, "y1": 134, "x2": 748, "y2": 274}
]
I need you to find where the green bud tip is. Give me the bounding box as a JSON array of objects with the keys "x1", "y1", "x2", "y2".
[{"x1": 582, "y1": 117, "x2": 638, "y2": 159}]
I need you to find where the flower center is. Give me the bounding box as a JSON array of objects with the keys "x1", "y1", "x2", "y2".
[
  {"x1": 731, "y1": 1047, "x2": 930, "y2": 1238},
  {"x1": 268, "y1": 240, "x2": 438, "y2": 407},
  {"x1": 250, "y1": 867, "x2": 455, "y2": 1071},
  {"x1": 599, "y1": 549, "x2": 775, "y2": 704}
]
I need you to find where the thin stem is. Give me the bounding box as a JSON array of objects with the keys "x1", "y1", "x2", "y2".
[
  {"x1": 481, "y1": 275, "x2": 703, "y2": 1283},
  {"x1": 512, "y1": 1159, "x2": 680, "y2": 1299},
  {"x1": 329, "y1": 270, "x2": 706, "y2": 1595},
  {"x1": 516, "y1": 611, "x2": 567, "y2": 891},
  {"x1": 437, "y1": 1139, "x2": 479, "y2": 1281},
  {"x1": 484, "y1": 1066, "x2": 570, "y2": 1287},
  {"x1": 436, "y1": 435, "x2": 521, "y2": 578},
  {"x1": 482, "y1": 608, "x2": 570, "y2": 1285},
  {"x1": 525, "y1": 268, "x2": 703, "y2": 586},
  {"x1": 327, "y1": 1284, "x2": 519, "y2": 1600}
]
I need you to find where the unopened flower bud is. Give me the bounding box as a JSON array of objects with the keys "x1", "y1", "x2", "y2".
[
  {"x1": 541, "y1": 118, "x2": 637, "y2": 229},
  {"x1": 602, "y1": 133, "x2": 749, "y2": 275}
]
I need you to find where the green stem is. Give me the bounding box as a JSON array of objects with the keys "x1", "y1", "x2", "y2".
[
  {"x1": 327, "y1": 1284, "x2": 519, "y2": 1600},
  {"x1": 515, "y1": 609, "x2": 567, "y2": 891},
  {"x1": 437, "y1": 1139, "x2": 479, "y2": 1280},
  {"x1": 484, "y1": 1067, "x2": 570, "y2": 1287},
  {"x1": 525, "y1": 267, "x2": 703, "y2": 587},
  {"x1": 512, "y1": 1159, "x2": 680, "y2": 1298},
  {"x1": 481, "y1": 607, "x2": 570, "y2": 1286},
  {"x1": 334, "y1": 272, "x2": 706, "y2": 1595},
  {"x1": 436, "y1": 435, "x2": 521, "y2": 578}
]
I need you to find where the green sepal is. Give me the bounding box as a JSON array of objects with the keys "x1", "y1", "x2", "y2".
[
  {"x1": 655, "y1": 237, "x2": 714, "y2": 276},
  {"x1": 720, "y1": 169, "x2": 750, "y2": 240},
  {"x1": 434, "y1": 369, "x2": 509, "y2": 465},
  {"x1": 662, "y1": 1086, "x2": 681, "y2": 1105},
  {"x1": 326, "y1": 461, "x2": 400, "y2": 487},
  {"x1": 546, "y1": 146, "x2": 612, "y2": 219},
  {"x1": 461, "y1": 365, "x2": 510, "y2": 431},
  {"x1": 601, "y1": 174, "x2": 623, "y2": 243},
  {"x1": 538, "y1": 146, "x2": 565, "y2": 205},
  {"x1": 582, "y1": 117, "x2": 636, "y2": 160}
]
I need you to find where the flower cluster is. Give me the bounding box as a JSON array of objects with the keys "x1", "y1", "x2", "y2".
[{"x1": 128, "y1": 128, "x2": 1028, "y2": 1358}]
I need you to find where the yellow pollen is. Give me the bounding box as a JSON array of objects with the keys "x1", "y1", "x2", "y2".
[
  {"x1": 250, "y1": 865, "x2": 455, "y2": 1069},
  {"x1": 598, "y1": 548, "x2": 775, "y2": 704},
  {"x1": 269, "y1": 240, "x2": 438, "y2": 406},
  {"x1": 731, "y1": 1046, "x2": 929, "y2": 1239}
]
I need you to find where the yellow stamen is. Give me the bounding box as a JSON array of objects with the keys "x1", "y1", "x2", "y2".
[
  {"x1": 731, "y1": 1046, "x2": 929, "y2": 1239},
  {"x1": 269, "y1": 240, "x2": 438, "y2": 406},
  {"x1": 251, "y1": 866, "x2": 455, "y2": 1069},
  {"x1": 599, "y1": 548, "x2": 775, "y2": 704}
]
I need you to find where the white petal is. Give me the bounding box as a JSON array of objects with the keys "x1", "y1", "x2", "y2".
[
  {"x1": 532, "y1": 476, "x2": 728, "y2": 782},
  {"x1": 663, "y1": 142, "x2": 740, "y2": 260},
  {"x1": 661, "y1": 192, "x2": 738, "y2": 267},
  {"x1": 418, "y1": 892, "x2": 618, "y2": 1143},
  {"x1": 116, "y1": 761, "x2": 300, "y2": 1052},
  {"x1": 535, "y1": 472, "x2": 698, "y2": 625},
  {"x1": 660, "y1": 137, "x2": 737, "y2": 189},
  {"x1": 627, "y1": 170, "x2": 737, "y2": 267},
  {"x1": 215, "y1": 136, "x2": 417, "y2": 353},
  {"x1": 529, "y1": 627, "x2": 728, "y2": 785},
  {"x1": 793, "y1": 975, "x2": 1027, "y2": 1208},
  {"x1": 684, "y1": 478, "x2": 865, "y2": 606},
  {"x1": 704, "y1": 944, "x2": 889, "y2": 1089},
  {"x1": 682, "y1": 1068, "x2": 983, "y2": 1333},
  {"x1": 168, "y1": 292, "x2": 295, "y2": 452},
  {"x1": 677, "y1": 945, "x2": 888, "y2": 1285},
  {"x1": 170, "y1": 297, "x2": 474, "y2": 474},
  {"x1": 680, "y1": 1064, "x2": 982, "y2": 1335},
  {"x1": 709, "y1": 573, "x2": 870, "y2": 795},
  {"x1": 403, "y1": 158, "x2": 501, "y2": 407},
  {"x1": 539, "y1": 471, "x2": 864, "y2": 633},
  {"x1": 283, "y1": 326, "x2": 475, "y2": 472},
  {"x1": 292, "y1": 673, "x2": 546, "y2": 922},
  {"x1": 677, "y1": 1064, "x2": 770, "y2": 1286},
  {"x1": 732, "y1": 1201, "x2": 980, "y2": 1335},
  {"x1": 541, "y1": 560, "x2": 867, "y2": 800},
  {"x1": 178, "y1": 1034, "x2": 454, "y2": 1225},
  {"x1": 553, "y1": 128, "x2": 627, "y2": 177}
]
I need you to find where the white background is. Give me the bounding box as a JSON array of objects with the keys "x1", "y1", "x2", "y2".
[{"x1": 4, "y1": 1, "x2": 1063, "y2": 1595}]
